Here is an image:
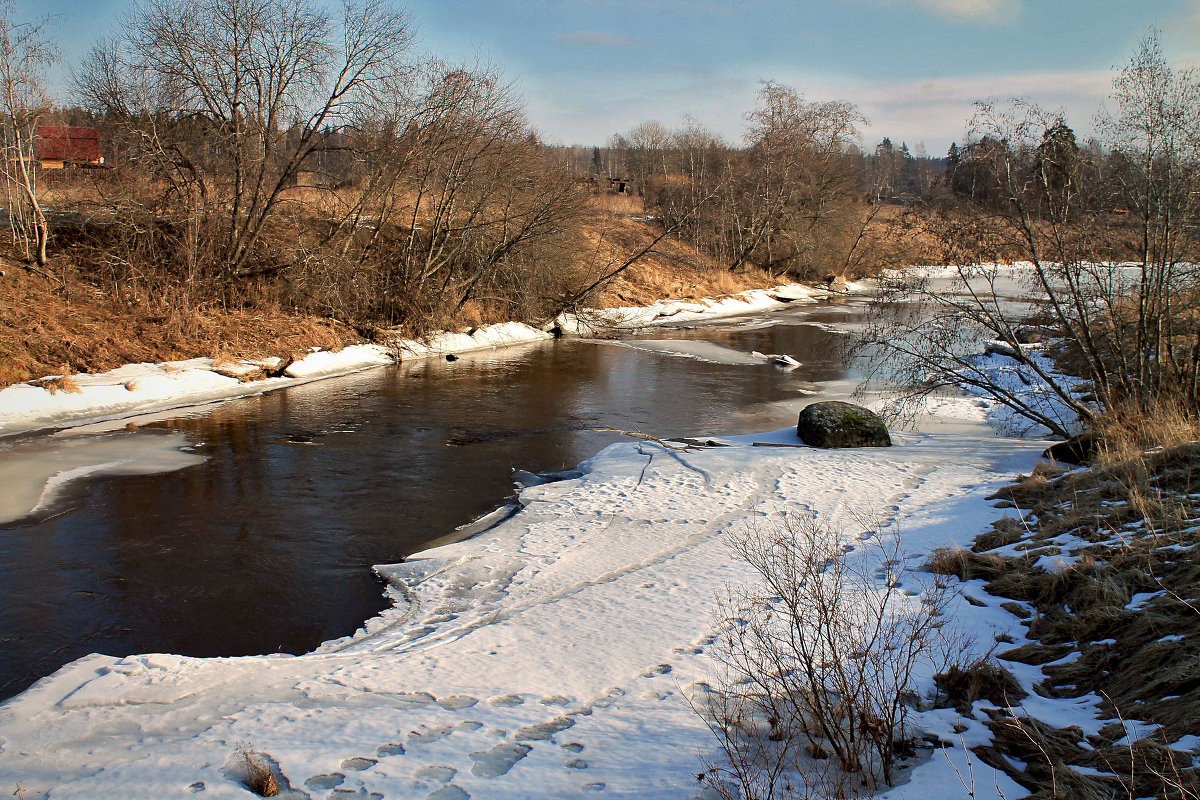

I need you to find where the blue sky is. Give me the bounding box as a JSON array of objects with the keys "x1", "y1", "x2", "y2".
[{"x1": 25, "y1": 0, "x2": 1200, "y2": 154}]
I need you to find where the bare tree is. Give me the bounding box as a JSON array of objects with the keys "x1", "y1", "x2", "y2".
[
  {"x1": 0, "y1": 0, "x2": 55, "y2": 266},
  {"x1": 622, "y1": 119, "x2": 672, "y2": 210},
  {"x1": 863, "y1": 32, "x2": 1200, "y2": 437},
  {"x1": 78, "y1": 0, "x2": 415, "y2": 281},
  {"x1": 292, "y1": 62, "x2": 588, "y2": 330},
  {"x1": 634, "y1": 83, "x2": 869, "y2": 281}
]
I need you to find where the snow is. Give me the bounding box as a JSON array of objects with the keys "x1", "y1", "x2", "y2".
[
  {"x1": 0, "y1": 273, "x2": 1111, "y2": 799},
  {"x1": 553, "y1": 282, "x2": 840, "y2": 335},
  {"x1": 392, "y1": 321, "x2": 554, "y2": 360},
  {"x1": 603, "y1": 339, "x2": 802, "y2": 368},
  {"x1": 0, "y1": 412, "x2": 1047, "y2": 799},
  {"x1": 0, "y1": 344, "x2": 395, "y2": 438}
]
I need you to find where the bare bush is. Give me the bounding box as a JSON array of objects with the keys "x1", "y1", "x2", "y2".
[{"x1": 700, "y1": 511, "x2": 960, "y2": 799}]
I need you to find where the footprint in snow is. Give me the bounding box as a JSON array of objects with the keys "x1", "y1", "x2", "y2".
[
  {"x1": 341, "y1": 757, "x2": 377, "y2": 771},
  {"x1": 427, "y1": 786, "x2": 469, "y2": 800},
  {"x1": 583, "y1": 783, "x2": 606, "y2": 792},
  {"x1": 515, "y1": 716, "x2": 575, "y2": 741},
  {"x1": 395, "y1": 691, "x2": 439, "y2": 706},
  {"x1": 437, "y1": 695, "x2": 479, "y2": 710},
  {"x1": 377, "y1": 743, "x2": 405, "y2": 757},
  {"x1": 305, "y1": 773, "x2": 346, "y2": 790},
  {"x1": 414, "y1": 765, "x2": 457, "y2": 783},
  {"x1": 488, "y1": 694, "x2": 525, "y2": 707},
  {"x1": 640, "y1": 663, "x2": 672, "y2": 677},
  {"x1": 587, "y1": 686, "x2": 625, "y2": 710},
  {"x1": 469, "y1": 742, "x2": 532, "y2": 778},
  {"x1": 331, "y1": 789, "x2": 383, "y2": 799},
  {"x1": 561, "y1": 743, "x2": 585, "y2": 753},
  {"x1": 539, "y1": 695, "x2": 573, "y2": 706},
  {"x1": 408, "y1": 725, "x2": 454, "y2": 745}
]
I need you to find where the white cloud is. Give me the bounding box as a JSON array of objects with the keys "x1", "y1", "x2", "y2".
[
  {"x1": 784, "y1": 67, "x2": 1111, "y2": 150},
  {"x1": 523, "y1": 65, "x2": 1113, "y2": 153},
  {"x1": 907, "y1": 0, "x2": 1022, "y2": 24}
]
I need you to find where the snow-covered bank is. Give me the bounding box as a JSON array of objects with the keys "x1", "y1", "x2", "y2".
[
  {"x1": 0, "y1": 282, "x2": 852, "y2": 438},
  {"x1": 0, "y1": 344, "x2": 395, "y2": 439},
  {"x1": 0, "y1": 422, "x2": 1043, "y2": 799},
  {"x1": 553, "y1": 281, "x2": 859, "y2": 335}
]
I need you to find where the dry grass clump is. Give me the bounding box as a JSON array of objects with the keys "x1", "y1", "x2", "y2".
[
  {"x1": 236, "y1": 743, "x2": 280, "y2": 797},
  {"x1": 42, "y1": 364, "x2": 81, "y2": 395},
  {"x1": 971, "y1": 516, "x2": 1025, "y2": 552},
  {"x1": 924, "y1": 545, "x2": 1019, "y2": 582},
  {"x1": 935, "y1": 658, "x2": 1027, "y2": 713},
  {"x1": 1092, "y1": 398, "x2": 1200, "y2": 469},
  {"x1": 974, "y1": 710, "x2": 1200, "y2": 800}
]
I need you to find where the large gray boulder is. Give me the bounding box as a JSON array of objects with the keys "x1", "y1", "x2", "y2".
[{"x1": 796, "y1": 401, "x2": 891, "y2": 448}]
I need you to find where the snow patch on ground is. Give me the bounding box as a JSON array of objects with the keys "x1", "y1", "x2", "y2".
[{"x1": 0, "y1": 420, "x2": 1045, "y2": 799}]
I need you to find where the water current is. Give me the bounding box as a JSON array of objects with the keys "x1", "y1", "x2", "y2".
[{"x1": 0, "y1": 299, "x2": 872, "y2": 699}]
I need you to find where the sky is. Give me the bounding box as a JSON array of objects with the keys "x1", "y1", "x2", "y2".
[{"x1": 22, "y1": 0, "x2": 1200, "y2": 154}]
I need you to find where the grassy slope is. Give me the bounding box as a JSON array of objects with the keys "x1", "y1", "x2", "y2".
[
  {"x1": 0, "y1": 262, "x2": 360, "y2": 387},
  {"x1": 0, "y1": 196, "x2": 779, "y2": 388},
  {"x1": 932, "y1": 446, "x2": 1200, "y2": 798}
]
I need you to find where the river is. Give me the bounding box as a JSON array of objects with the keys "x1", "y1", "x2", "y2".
[{"x1": 0, "y1": 299, "x2": 870, "y2": 700}]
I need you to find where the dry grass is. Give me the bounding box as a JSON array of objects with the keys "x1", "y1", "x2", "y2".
[
  {"x1": 924, "y1": 546, "x2": 1019, "y2": 582},
  {"x1": 42, "y1": 364, "x2": 81, "y2": 395},
  {"x1": 0, "y1": 255, "x2": 359, "y2": 388},
  {"x1": 574, "y1": 212, "x2": 778, "y2": 309},
  {"x1": 948, "y1": 439, "x2": 1200, "y2": 798},
  {"x1": 587, "y1": 192, "x2": 644, "y2": 216},
  {"x1": 236, "y1": 743, "x2": 280, "y2": 797},
  {"x1": 1092, "y1": 398, "x2": 1200, "y2": 468},
  {"x1": 935, "y1": 658, "x2": 1027, "y2": 713}
]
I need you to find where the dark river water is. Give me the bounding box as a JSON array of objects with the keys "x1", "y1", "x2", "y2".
[{"x1": 0, "y1": 301, "x2": 867, "y2": 700}]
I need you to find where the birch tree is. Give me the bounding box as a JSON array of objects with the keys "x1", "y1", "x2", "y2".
[{"x1": 0, "y1": 0, "x2": 55, "y2": 266}]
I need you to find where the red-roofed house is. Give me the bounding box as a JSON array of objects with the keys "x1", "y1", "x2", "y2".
[{"x1": 34, "y1": 126, "x2": 103, "y2": 169}]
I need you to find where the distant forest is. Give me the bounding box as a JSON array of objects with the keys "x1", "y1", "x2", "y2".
[{"x1": 4, "y1": 0, "x2": 1194, "y2": 354}]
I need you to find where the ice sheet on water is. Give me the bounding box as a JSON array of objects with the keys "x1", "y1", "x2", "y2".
[
  {"x1": 0, "y1": 429, "x2": 204, "y2": 525},
  {"x1": 608, "y1": 338, "x2": 798, "y2": 366}
]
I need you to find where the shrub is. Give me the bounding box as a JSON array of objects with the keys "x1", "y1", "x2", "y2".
[{"x1": 700, "y1": 512, "x2": 960, "y2": 799}]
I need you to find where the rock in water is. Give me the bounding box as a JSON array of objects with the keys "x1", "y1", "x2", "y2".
[{"x1": 796, "y1": 401, "x2": 891, "y2": 448}]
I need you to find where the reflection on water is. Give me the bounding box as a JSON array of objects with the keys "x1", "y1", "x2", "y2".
[{"x1": 0, "y1": 301, "x2": 862, "y2": 700}]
